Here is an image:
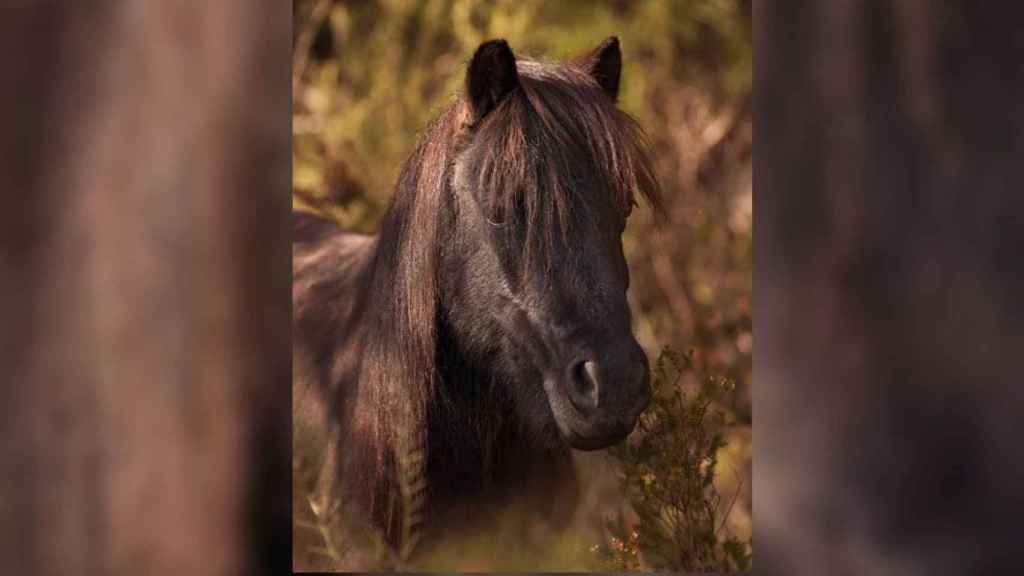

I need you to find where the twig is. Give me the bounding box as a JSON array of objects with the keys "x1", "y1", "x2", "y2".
[
  {"x1": 697, "y1": 92, "x2": 752, "y2": 191},
  {"x1": 650, "y1": 250, "x2": 695, "y2": 333},
  {"x1": 716, "y1": 472, "x2": 744, "y2": 536},
  {"x1": 308, "y1": 495, "x2": 346, "y2": 565},
  {"x1": 293, "y1": 0, "x2": 332, "y2": 102}
]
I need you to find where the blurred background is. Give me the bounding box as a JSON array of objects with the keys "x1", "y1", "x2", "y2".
[{"x1": 292, "y1": 0, "x2": 752, "y2": 570}]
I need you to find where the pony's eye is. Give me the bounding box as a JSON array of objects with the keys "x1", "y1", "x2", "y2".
[
  {"x1": 479, "y1": 189, "x2": 507, "y2": 225},
  {"x1": 482, "y1": 191, "x2": 526, "y2": 231},
  {"x1": 620, "y1": 200, "x2": 635, "y2": 231},
  {"x1": 484, "y1": 204, "x2": 506, "y2": 226}
]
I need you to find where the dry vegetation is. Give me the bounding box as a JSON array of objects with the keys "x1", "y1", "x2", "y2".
[{"x1": 292, "y1": 0, "x2": 751, "y2": 570}]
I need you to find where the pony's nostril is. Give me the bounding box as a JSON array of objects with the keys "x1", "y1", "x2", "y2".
[
  {"x1": 569, "y1": 359, "x2": 601, "y2": 412},
  {"x1": 582, "y1": 361, "x2": 601, "y2": 404}
]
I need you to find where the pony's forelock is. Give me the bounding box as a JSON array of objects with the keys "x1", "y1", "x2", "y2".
[{"x1": 465, "y1": 58, "x2": 663, "y2": 272}]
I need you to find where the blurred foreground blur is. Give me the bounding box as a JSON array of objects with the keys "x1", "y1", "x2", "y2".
[
  {"x1": 1, "y1": 3, "x2": 291, "y2": 575},
  {"x1": 756, "y1": 2, "x2": 1024, "y2": 574}
]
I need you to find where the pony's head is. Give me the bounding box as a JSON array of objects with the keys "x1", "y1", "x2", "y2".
[{"x1": 439, "y1": 37, "x2": 663, "y2": 450}]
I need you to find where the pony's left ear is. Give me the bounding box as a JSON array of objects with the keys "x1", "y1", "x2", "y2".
[
  {"x1": 576, "y1": 36, "x2": 622, "y2": 101},
  {"x1": 466, "y1": 39, "x2": 519, "y2": 121}
]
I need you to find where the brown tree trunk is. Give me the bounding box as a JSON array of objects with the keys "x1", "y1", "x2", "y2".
[
  {"x1": 0, "y1": 3, "x2": 290, "y2": 575},
  {"x1": 757, "y1": 2, "x2": 1024, "y2": 573}
]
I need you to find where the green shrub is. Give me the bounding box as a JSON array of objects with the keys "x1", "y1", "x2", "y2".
[{"x1": 599, "y1": 347, "x2": 751, "y2": 572}]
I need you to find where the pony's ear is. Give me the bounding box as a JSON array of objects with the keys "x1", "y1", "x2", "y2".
[
  {"x1": 466, "y1": 39, "x2": 519, "y2": 120},
  {"x1": 576, "y1": 36, "x2": 621, "y2": 101}
]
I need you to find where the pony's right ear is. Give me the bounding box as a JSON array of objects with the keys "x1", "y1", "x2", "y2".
[
  {"x1": 466, "y1": 39, "x2": 519, "y2": 121},
  {"x1": 576, "y1": 36, "x2": 621, "y2": 101}
]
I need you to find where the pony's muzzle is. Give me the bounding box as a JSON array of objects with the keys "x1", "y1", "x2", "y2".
[{"x1": 553, "y1": 341, "x2": 651, "y2": 449}]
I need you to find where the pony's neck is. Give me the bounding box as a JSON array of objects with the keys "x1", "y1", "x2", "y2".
[
  {"x1": 420, "y1": 315, "x2": 579, "y2": 534},
  {"x1": 426, "y1": 315, "x2": 571, "y2": 495}
]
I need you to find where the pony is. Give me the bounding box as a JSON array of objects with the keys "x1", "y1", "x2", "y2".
[{"x1": 293, "y1": 36, "x2": 663, "y2": 569}]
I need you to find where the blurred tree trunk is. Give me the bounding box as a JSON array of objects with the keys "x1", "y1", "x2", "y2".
[
  {"x1": 0, "y1": 3, "x2": 290, "y2": 575},
  {"x1": 757, "y1": 1, "x2": 1024, "y2": 573}
]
